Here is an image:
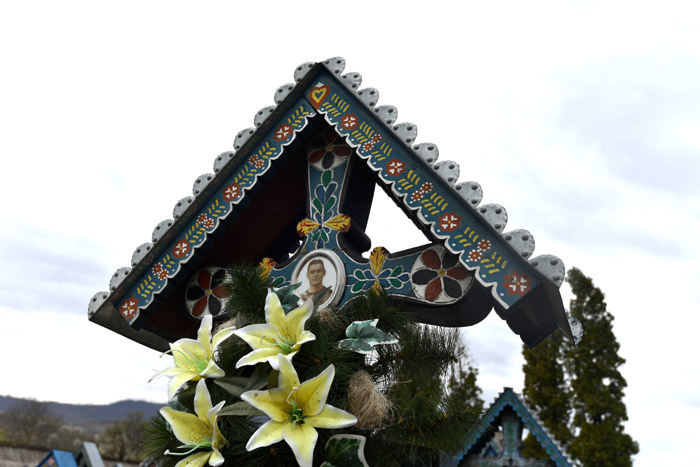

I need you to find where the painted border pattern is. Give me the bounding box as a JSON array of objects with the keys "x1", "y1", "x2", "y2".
[
  {"x1": 117, "y1": 102, "x2": 316, "y2": 324},
  {"x1": 306, "y1": 77, "x2": 538, "y2": 308}
]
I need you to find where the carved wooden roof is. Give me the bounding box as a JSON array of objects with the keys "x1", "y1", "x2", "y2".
[{"x1": 88, "y1": 58, "x2": 576, "y2": 351}]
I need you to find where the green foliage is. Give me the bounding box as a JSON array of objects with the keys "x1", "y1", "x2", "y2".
[
  {"x1": 521, "y1": 330, "x2": 571, "y2": 459},
  {"x1": 564, "y1": 267, "x2": 639, "y2": 465},
  {"x1": 148, "y1": 266, "x2": 481, "y2": 466},
  {"x1": 521, "y1": 267, "x2": 638, "y2": 466},
  {"x1": 446, "y1": 342, "x2": 484, "y2": 414}
]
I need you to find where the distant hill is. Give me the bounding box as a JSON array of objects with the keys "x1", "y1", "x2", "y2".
[{"x1": 0, "y1": 395, "x2": 162, "y2": 425}]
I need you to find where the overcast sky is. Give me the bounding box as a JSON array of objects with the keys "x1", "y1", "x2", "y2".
[{"x1": 1, "y1": 1, "x2": 699, "y2": 465}]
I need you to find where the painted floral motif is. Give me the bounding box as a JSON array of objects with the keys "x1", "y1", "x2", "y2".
[
  {"x1": 249, "y1": 155, "x2": 265, "y2": 169},
  {"x1": 503, "y1": 271, "x2": 531, "y2": 296},
  {"x1": 410, "y1": 181, "x2": 434, "y2": 203},
  {"x1": 186, "y1": 267, "x2": 229, "y2": 317},
  {"x1": 341, "y1": 113, "x2": 359, "y2": 130},
  {"x1": 153, "y1": 263, "x2": 169, "y2": 280},
  {"x1": 119, "y1": 296, "x2": 139, "y2": 320},
  {"x1": 385, "y1": 159, "x2": 405, "y2": 177},
  {"x1": 370, "y1": 133, "x2": 382, "y2": 144},
  {"x1": 223, "y1": 183, "x2": 241, "y2": 203},
  {"x1": 348, "y1": 247, "x2": 410, "y2": 293},
  {"x1": 308, "y1": 129, "x2": 351, "y2": 170},
  {"x1": 438, "y1": 212, "x2": 461, "y2": 232},
  {"x1": 274, "y1": 124, "x2": 294, "y2": 142},
  {"x1": 173, "y1": 240, "x2": 191, "y2": 259},
  {"x1": 196, "y1": 214, "x2": 215, "y2": 230},
  {"x1": 197, "y1": 213, "x2": 208, "y2": 224},
  {"x1": 203, "y1": 218, "x2": 215, "y2": 229},
  {"x1": 468, "y1": 250, "x2": 482, "y2": 262},
  {"x1": 411, "y1": 246, "x2": 473, "y2": 303},
  {"x1": 363, "y1": 142, "x2": 374, "y2": 151},
  {"x1": 477, "y1": 239, "x2": 492, "y2": 251}
]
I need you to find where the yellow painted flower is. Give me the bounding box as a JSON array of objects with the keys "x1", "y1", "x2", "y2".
[
  {"x1": 160, "y1": 379, "x2": 227, "y2": 467},
  {"x1": 152, "y1": 314, "x2": 236, "y2": 399},
  {"x1": 242, "y1": 354, "x2": 357, "y2": 467},
  {"x1": 233, "y1": 293, "x2": 315, "y2": 370}
]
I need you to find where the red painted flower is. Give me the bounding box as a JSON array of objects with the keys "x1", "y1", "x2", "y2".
[
  {"x1": 370, "y1": 133, "x2": 382, "y2": 143},
  {"x1": 172, "y1": 240, "x2": 190, "y2": 259},
  {"x1": 439, "y1": 212, "x2": 461, "y2": 232},
  {"x1": 223, "y1": 183, "x2": 241, "y2": 202},
  {"x1": 363, "y1": 142, "x2": 374, "y2": 151},
  {"x1": 203, "y1": 218, "x2": 215, "y2": 229},
  {"x1": 273, "y1": 124, "x2": 294, "y2": 142},
  {"x1": 186, "y1": 268, "x2": 228, "y2": 317},
  {"x1": 152, "y1": 263, "x2": 169, "y2": 280},
  {"x1": 341, "y1": 113, "x2": 359, "y2": 130},
  {"x1": 420, "y1": 182, "x2": 434, "y2": 193},
  {"x1": 196, "y1": 213, "x2": 208, "y2": 225},
  {"x1": 308, "y1": 129, "x2": 352, "y2": 169},
  {"x1": 477, "y1": 239, "x2": 492, "y2": 251},
  {"x1": 412, "y1": 249, "x2": 471, "y2": 302},
  {"x1": 411, "y1": 191, "x2": 424, "y2": 202},
  {"x1": 119, "y1": 296, "x2": 139, "y2": 320},
  {"x1": 249, "y1": 155, "x2": 265, "y2": 169},
  {"x1": 468, "y1": 249, "x2": 482, "y2": 262},
  {"x1": 504, "y1": 271, "x2": 531, "y2": 296},
  {"x1": 386, "y1": 159, "x2": 405, "y2": 176}
]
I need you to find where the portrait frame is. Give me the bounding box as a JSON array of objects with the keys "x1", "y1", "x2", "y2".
[{"x1": 291, "y1": 249, "x2": 345, "y2": 308}]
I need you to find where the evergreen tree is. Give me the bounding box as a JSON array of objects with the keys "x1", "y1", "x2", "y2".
[
  {"x1": 564, "y1": 267, "x2": 638, "y2": 466},
  {"x1": 521, "y1": 267, "x2": 638, "y2": 466},
  {"x1": 446, "y1": 340, "x2": 484, "y2": 413},
  {"x1": 521, "y1": 329, "x2": 571, "y2": 459}
]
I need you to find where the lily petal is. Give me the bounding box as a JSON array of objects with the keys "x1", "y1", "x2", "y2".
[
  {"x1": 296, "y1": 330, "x2": 316, "y2": 347},
  {"x1": 284, "y1": 299, "x2": 313, "y2": 338},
  {"x1": 209, "y1": 448, "x2": 225, "y2": 466},
  {"x1": 241, "y1": 387, "x2": 289, "y2": 422},
  {"x1": 264, "y1": 293, "x2": 285, "y2": 330},
  {"x1": 235, "y1": 347, "x2": 281, "y2": 369},
  {"x1": 197, "y1": 314, "x2": 214, "y2": 357},
  {"x1": 296, "y1": 364, "x2": 334, "y2": 417},
  {"x1": 171, "y1": 339, "x2": 208, "y2": 374},
  {"x1": 168, "y1": 372, "x2": 199, "y2": 400},
  {"x1": 211, "y1": 326, "x2": 236, "y2": 350},
  {"x1": 160, "y1": 407, "x2": 211, "y2": 446},
  {"x1": 246, "y1": 419, "x2": 285, "y2": 451},
  {"x1": 201, "y1": 359, "x2": 225, "y2": 379},
  {"x1": 207, "y1": 400, "x2": 225, "y2": 429},
  {"x1": 174, "y1": 451, "x2": 211, "y2": 467},
  {"x1": 232, "y1": 323, "x2": 278, "y2": 350},
  {"x1": 193, "y1": 380, "x2": 213, "y2": 421},
  {"x1": 276, "y1": 354, "x2": 302, "y2": 393},
  {"x1": 282, "y1": 421, "x2": 318, "y2": 467},
  {"x1": 307, "y1": 404, "x2": 358, "y2": 429}
]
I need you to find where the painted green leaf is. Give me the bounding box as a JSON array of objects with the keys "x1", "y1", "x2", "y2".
[
  {"x1": 313, "y1": 198, "x2": 323, "y2": 214},
  {"x1": 323, "y1": 196, "x2": 337, "y2": 213},
  {"x1": 218, "y1": 401, "x2": 265, "y2": 417},
  {"x1": 355, "y1": 270, "x2": 366, "y2": 280},
  {"x1": 351, "y1": 280, "x2": 366, "y2": 293},
  {"x1": 339, "y1": 319, "x2": 398, "y2": 354},
  {"x1": 390, "y1": 265, "x2": 403, "y2": 277},
  {"x1": 388, "y1": 278, "x2": 403, "y2": 288},
  {"x1": 322, "y1": 169, "x2": 332, "y2": 188},
  {"x1": 323, "y1": 435, "x2": 369, "y2": 467},
  {"x1": 321, "y1": 229, "x2": 329, "y2": 243}
]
